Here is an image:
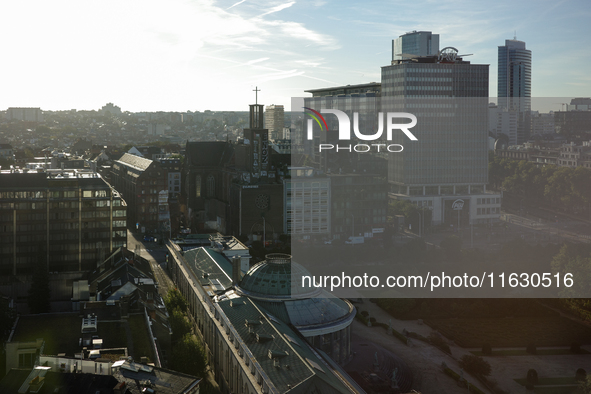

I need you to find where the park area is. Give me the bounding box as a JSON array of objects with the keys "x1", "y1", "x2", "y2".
[{"x1": 425, "y1": 316, "x2": 591, "y2": 348}]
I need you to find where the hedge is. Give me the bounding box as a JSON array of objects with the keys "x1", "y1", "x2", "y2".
[
  {"x1": 355, "y1": 313, "x2": 408, "y2": 345},
  {"x1": 443, "y1": 368, "x2": 486, "y2": 394}
]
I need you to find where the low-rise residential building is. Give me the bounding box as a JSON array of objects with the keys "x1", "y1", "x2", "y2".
[
  {"x1": 0, "y1": 359, "x2": 201, "y2": 394},
  {"x1": 0, "y1": 143, "x2": 14, "y2": 161},
  {"x1": 495, "y1": 140, "x2": 591, "y2": 169},
  {"x1": 110, "y1": 153, "x2": 166, "y2": 234}
]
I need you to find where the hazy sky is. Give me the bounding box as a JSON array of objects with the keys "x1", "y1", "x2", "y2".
[{"x1": 2, "y1": 0, "x2": 590, "y2": 112}]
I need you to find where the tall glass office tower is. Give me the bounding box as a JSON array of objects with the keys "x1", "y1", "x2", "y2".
[
  {"x1": 392, "y1": 31, "x2": 439, "y2": 61},
  {"x1": 498, "y1": 39, "x2": 532, "y2": 144}
]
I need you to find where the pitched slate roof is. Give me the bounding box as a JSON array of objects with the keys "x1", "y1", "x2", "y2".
[
  {"x1": 185, "y1": 141, "x2": 234, "y2": 167},
  {"x1": 116, "y1": 153, "x2": 153, "y2": 171},
  {"x1": 183, "y1": 247, "x2": 233, "y2": 291}
]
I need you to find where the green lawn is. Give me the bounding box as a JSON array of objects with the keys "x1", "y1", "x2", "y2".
[
  {"x1": 532, "y1": 387, "x2": 580, "y2": 394},
  {"x1": 471, "y1": 348, "x2": 589, "y2": 356},
  {"x1": 514, "y1": 377, "x2": 578, "y2": 386},
  {"x1": 425, "y1": 317, "x2": 591, "y2": 348},
  {"x1": 514, "y1": 377, "x2": 582, "y2": 394}
]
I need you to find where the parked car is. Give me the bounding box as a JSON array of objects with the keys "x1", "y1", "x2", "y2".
[{"x1": 345, "y1": 236, "x2": 364, "y2": 245}]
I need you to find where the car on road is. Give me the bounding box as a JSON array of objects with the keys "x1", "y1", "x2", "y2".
[
  {"x1": 143, "y1": 235, "x2": 156, "y2": 242},
  {"x1": 345, "y1": 236, "x2": 364, "y2": 245}
]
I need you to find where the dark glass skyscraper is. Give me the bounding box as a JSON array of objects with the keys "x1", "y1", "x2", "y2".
[{"x1": 498, "y1": 39, "x2": 532, "y2": 144}]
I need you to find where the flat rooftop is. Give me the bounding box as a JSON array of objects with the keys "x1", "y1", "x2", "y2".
[{"x1": 11, "y1": 313, "x2": 153, "y2": 362}]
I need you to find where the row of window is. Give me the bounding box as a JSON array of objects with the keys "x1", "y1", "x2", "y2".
[
  {"x1": 477, "y1": 207, "x2": 500, "y2": 215},
  {"x1": 477, "y1": 198, "x2": 500, "y2": 205},
  {"x1": 287, "y1": 181, "x2": 329, "y2": 189},
  {"x1": 0, "y1": 199, "x2": 122, "y2": 210},
  {"x1": 0, "y1": 190, "x2": 112, "y2": 199}
]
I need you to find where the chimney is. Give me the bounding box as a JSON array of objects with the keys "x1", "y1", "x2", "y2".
[{"x1": 231, "y1": 256, "x2": 242, "y2": 286}]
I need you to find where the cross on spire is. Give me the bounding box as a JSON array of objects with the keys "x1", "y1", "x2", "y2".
[{"x1": 253, "y1": 86, "x2": 261, "y2": 105}]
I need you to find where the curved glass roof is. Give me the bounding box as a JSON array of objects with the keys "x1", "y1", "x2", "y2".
[
  {"x1": 285, "y1": 296, "x2": 352, "y2": 328},
  {"x1": 239, "y1": 254, "x2": 318, "y2": 298},
  {"x1": 238, "y1": 254, "x2": 355, "y2": 329}
]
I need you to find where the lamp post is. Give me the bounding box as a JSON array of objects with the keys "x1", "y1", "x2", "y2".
[{"x1": 417, "y1": 211, "x2": 422, "y2": 238}]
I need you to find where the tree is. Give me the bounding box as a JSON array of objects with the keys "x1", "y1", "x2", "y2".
[
  {"x1": 551, "y1": 244, "x2": 591, "y2": 298},
  {"x1": 169, "y1": 334, "x2": 207, "y2": 377},
  {"x1": 28, "y1": 259, "x2": 51, "y2": 314},
  {"x1": 165, "y1": 288, "x2": 188, "y2": 313},
  {"x1": 169, "y1": 309, "x2": 192, "y2": 343},
  {"x1": 581, "y1": 375, "x2": 591, "y2": 394},
  {"x1": 527, "y1": 369, "x2": 539, "y2": 384},
  {"x1": 458, "y1": 354, "x2": 491, "y2": 377}
]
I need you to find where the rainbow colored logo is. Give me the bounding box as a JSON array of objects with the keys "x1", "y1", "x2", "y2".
[{"x1": 304, "y1": 107, "x2": 328, "y2": 131}]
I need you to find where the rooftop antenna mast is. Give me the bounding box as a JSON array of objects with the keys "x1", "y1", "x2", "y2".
[{"x1": 514, "y1": 30, "x2": 517, "y2": 40}]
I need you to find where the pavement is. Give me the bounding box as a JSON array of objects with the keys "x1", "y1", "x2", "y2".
[{"x1": 126, "y1": 230, "x2": 174, "y2": 299}]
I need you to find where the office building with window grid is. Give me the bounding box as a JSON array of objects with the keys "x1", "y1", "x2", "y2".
[
  {"x1": 0, "y1": 169, "x2": 126, "y2": 275},
  {"x1": 382, "y1": 49, "x2": 501, "y2": 225}
]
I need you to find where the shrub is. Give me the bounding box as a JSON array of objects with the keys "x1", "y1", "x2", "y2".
[
  {"x1": 571, "y1": 342, "x2": 581, "y2": 354},
  {"x1": 407, "y1": 331, "x2": 428, "y2": 342},
  {"x1": 391, "y1": 329, "x2": 409, "y2": 345},
  {"x1": 526, "y1": 369, "x2": 538, "y2": 385},
  {"x1": 525, "y1": 383, "x2": 534, "y2": 391},
  {"x1": 355, "y1": 313, "x2": 368, "y2": 325},
  {"x1": 576, "y1": 368, "x2": 587, "y2": 381},
  {"x1": 361, "y1": 310, "x2": 369, "y2": 317},
  {"x1": 443, "y1": 368, "x2": 486, "y2": 394},
  {"x1": 369, "y1": 317, "x2": 376, "y2": 323},
  {"x1": 458, "y1": 354, "x2": 491, "y2": 377},
  {"x1": 526, "y1": 342, "x2": 537, "y2": 355},
  {"x1": 428, "y1": 332, "x2": 451, "y2": 355},
  {"x1": 482, "y1": 343, "x2": 492, "y2": 355}
]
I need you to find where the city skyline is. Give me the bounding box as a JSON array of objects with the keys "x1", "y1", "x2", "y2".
[{"x1": 2, "y1": 0, "x2": 590, "y2": 112}]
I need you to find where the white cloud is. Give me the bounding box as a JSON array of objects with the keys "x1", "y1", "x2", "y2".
[
  {"x1": 227, "y1": 0, "x2": 247, "y2": 10},
  {"x1": 258, "y1": 1, "x2": 296, "y2": 17}
]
